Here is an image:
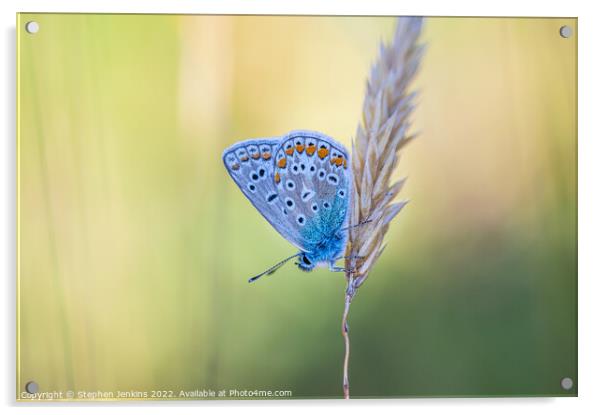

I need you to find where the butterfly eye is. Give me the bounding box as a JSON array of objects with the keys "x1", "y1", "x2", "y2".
[{"x1": 302, "y1": 255, "x2": 312, "y2": 265}]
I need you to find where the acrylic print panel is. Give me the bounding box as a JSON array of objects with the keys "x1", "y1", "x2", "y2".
[{"x1": 17, "y1": 14, "x2": 577, "y2": 401}]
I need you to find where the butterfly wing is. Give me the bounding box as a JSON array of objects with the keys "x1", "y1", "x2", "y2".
[
  {"x1": 222, "y1": 137, "x2": 305, "y2": 250},
  {"x1": 223, "y1": 131, "x2": 351, "y2": 254},
  {"x1": 273, "y1": 130, "x2": 351, "y2": 249}
]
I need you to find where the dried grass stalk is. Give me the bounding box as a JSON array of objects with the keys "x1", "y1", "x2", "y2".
[{"x1": 342, "y1": 17, "x2": 424, "y2": 399}]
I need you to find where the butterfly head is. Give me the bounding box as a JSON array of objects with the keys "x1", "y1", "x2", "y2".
[{"x1": 295, "y1": 253, "x2": 316, "y2": 272}]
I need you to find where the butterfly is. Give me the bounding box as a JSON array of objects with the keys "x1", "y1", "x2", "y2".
[{"x1": 223, "y1": 130, "x2": 353, "y2": 282}]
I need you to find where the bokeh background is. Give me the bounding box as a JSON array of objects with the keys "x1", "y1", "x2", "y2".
[{"x1": 17, "y1": 14, "x2": 577, "y2": 399}]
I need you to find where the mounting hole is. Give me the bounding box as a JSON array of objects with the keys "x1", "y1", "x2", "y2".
[
  {"x1": 560, "y1": 377, "x2": 574, "y2": 391},
  {"x1": 559, "y1": 25, "x2": 572, "y2": 38},
  {"x1": 25, "y1": 21, "x2": 39, "y2": 34},
  {"x1": 25, "y1": 381, "x2": 39, "y2": 394}
]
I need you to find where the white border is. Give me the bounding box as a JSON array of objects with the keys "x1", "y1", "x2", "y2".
[
  {"x1": 0, "y1": 0, "x2": 585, "y2": 16},
  {"x1": 2, "y1": 1, "x2": 600, "y2": 414}
]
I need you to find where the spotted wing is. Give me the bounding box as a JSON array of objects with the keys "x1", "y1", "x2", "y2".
[
  {"x1": 272, "y1": 130, "x2": 351, "y2": 248},
  {"x1": 222, "y1": 138, "x2": 304, "y2": 250}
]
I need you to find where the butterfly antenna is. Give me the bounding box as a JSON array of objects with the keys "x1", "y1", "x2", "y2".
[{"x1": 248, "y1": 253, "x2": 301, "y2": 283}]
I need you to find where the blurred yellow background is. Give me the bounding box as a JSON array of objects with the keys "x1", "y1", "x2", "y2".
[{"x1": 17, "y1": 14, "x2": 576, "y2": 398}]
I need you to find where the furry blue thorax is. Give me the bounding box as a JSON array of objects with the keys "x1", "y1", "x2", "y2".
[{"x1": 296, "y1": 194, "x2": 348, "y2": 271}]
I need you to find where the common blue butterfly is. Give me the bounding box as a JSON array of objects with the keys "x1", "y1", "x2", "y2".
[{"x1": 223, "y1": 130, "x2": 352, "y2": 282}]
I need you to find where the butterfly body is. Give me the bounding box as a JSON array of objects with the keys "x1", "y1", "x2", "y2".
[
  {"x1": 295, "y1": 194, "x2": 349, "y2": 272},
  {"x1": 222, "y1": 130, "x2": 351, "y2": 278}
]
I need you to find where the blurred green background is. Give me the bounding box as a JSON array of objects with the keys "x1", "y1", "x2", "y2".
[{"x1": 17, "y1": 14, "x2": 576, "y2": 399}]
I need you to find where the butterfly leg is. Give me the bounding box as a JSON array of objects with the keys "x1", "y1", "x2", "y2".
[
  {"x1": 329, "y1": 263, "x2": 356, "y2": 273},
  {"x1": 328, "y1": 255, "x2": 363, "y2": 274},
  {"x1": 335, "y1": 220, "x2": 373, "y2": 241},
  {"x1": 341, "y1": 219, "x2": 373, "y2": 232},
  {"x1": 336, "y1": 255, "x2": 365, "y2": 261}
]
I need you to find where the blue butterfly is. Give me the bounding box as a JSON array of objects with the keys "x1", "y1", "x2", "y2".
[{"x1": 223, "y1": 130, "x2": 352, "y2": 282}]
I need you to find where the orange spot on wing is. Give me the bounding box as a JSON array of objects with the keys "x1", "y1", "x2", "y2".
[
  {"x1": 251, "y1": 153, "x2": 260, "y2": 160},
  {"x1": 231, "y1": 163, "x2": 240, "y2": 171},
  {"x1": 240, "y1": 155, "x2": 249, "y2": 162},
  {"x1": 306, "y1": 144, "x2": 316, "y2": 156},
  {"x1": 334, "y1": 157, "x2": 344, "y2": 167},
  {"x1": 285, "y1": 148, "x2": 294, "y2": 156},
  {"x1": 343, "y1": 159, "x2": 347, "y2": 168},
  {"x1": 318, "y1": 148, "x2": 329, "y2": 159},
  {"x1": 296, "y1": 144, "x2": 305, "y2": 153},
  {"x1": 274, "y1": 172, "x2": 281, "y2": 184},
  {"x1": 262, "y1": 152, "x2": 271, "y2": 160},
  {"x1": 278, "y1": 158, "x2": 287, "y2": 168}
]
